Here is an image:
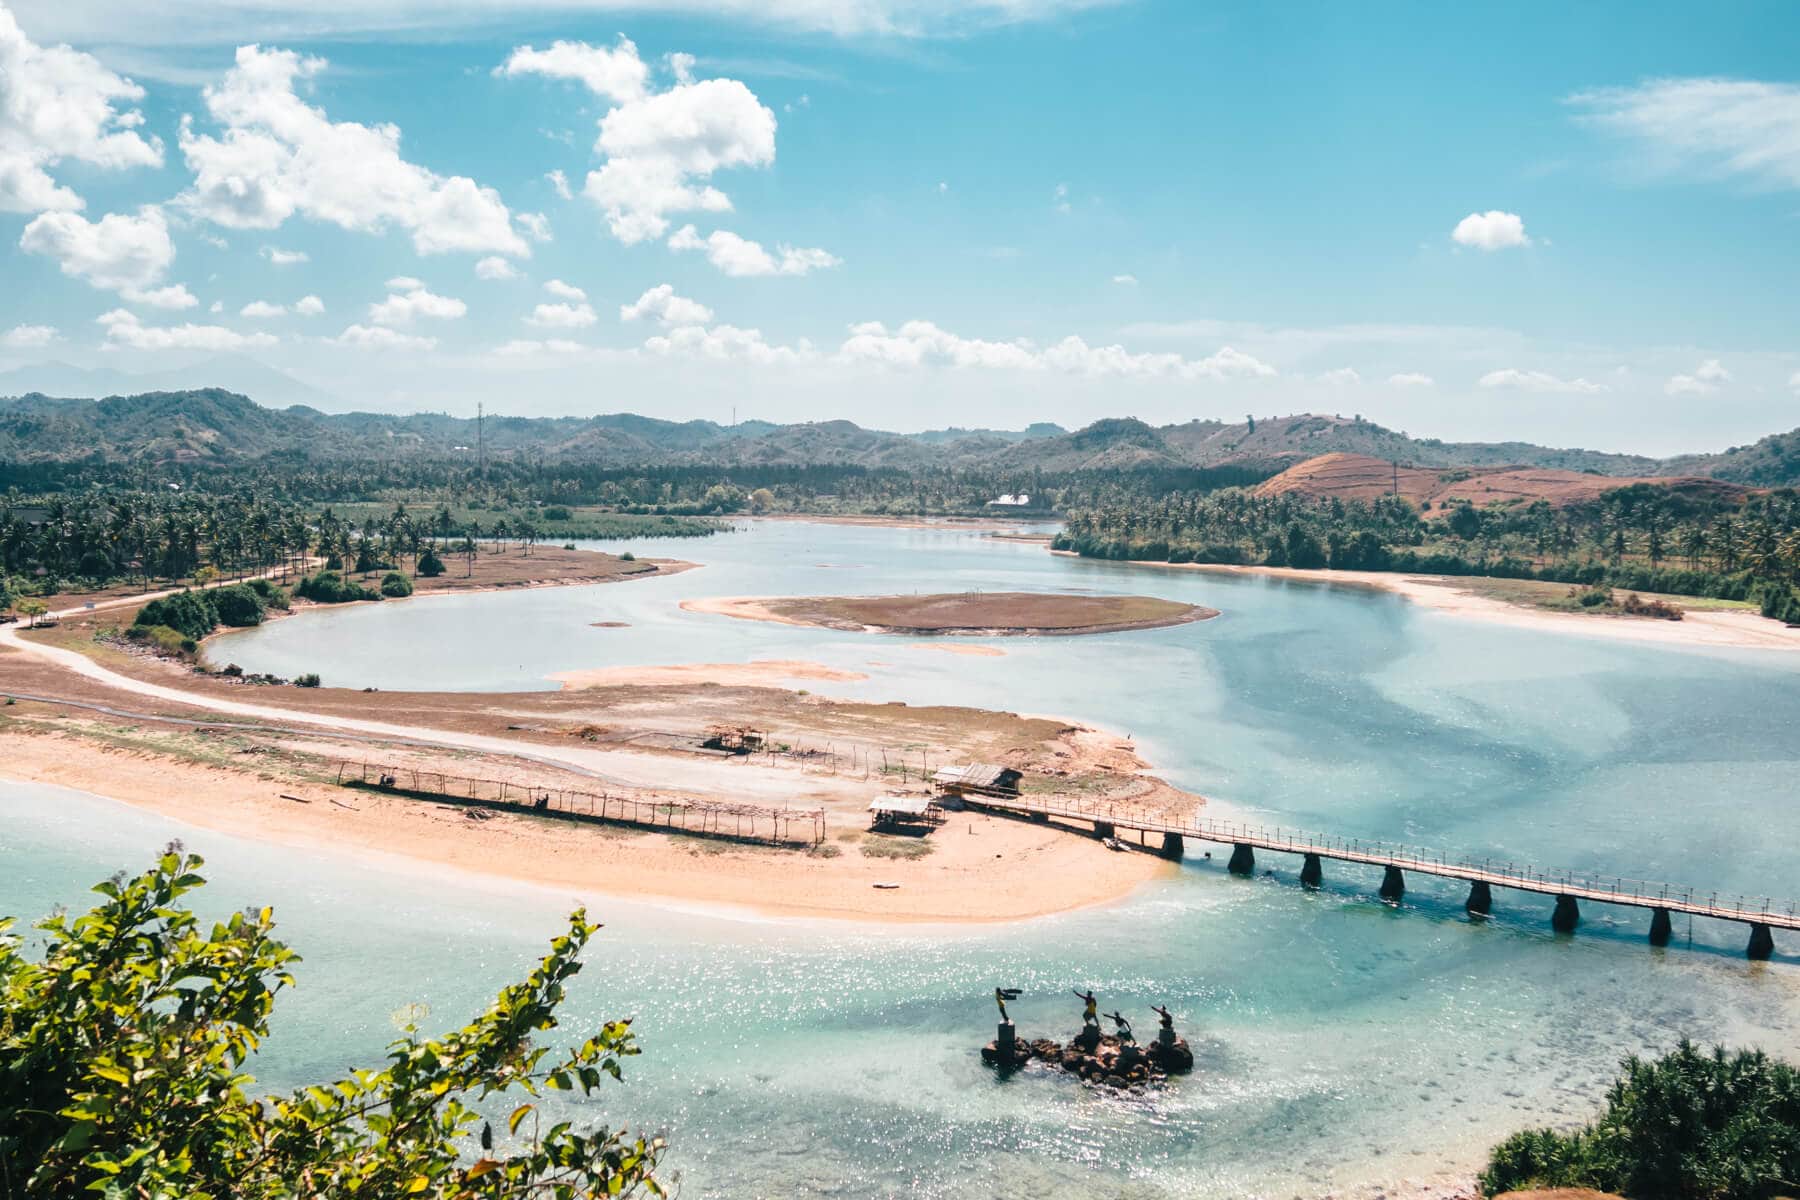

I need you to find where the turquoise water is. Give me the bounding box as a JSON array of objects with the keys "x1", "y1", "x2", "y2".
[{"x1": 10, "y1": 520, "x2": 1800, "y2": 1196}]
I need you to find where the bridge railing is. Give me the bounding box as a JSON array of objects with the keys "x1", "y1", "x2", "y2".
[{"x1": 983, "y1": 793, "x2": 1800, "y2": 924}]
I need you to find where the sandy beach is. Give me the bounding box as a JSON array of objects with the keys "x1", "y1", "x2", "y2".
[
  {"x1": 1052, "y1": 553, "x2": 1800, "y2": 653},
  {"x1": 551, "y1": 660, "x2": 869, "y2": 688}
]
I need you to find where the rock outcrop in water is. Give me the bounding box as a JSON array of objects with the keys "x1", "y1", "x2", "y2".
[{"x1": 981, "y1": 1024, "x2": 1194, "y2": 1088}]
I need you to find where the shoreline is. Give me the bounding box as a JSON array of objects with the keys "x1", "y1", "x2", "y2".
[{"x1": 1052, "y1": 552, "x2": 1800, "y2": 653}]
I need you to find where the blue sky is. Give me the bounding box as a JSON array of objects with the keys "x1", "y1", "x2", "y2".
[{"x1": 1, "y1": 0, "x2": 1796, "y2": 454}]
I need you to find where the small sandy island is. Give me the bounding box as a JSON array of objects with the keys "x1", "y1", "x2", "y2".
[{"x1": 684, "y1": 591, "x2": 1216, "y2": 636}]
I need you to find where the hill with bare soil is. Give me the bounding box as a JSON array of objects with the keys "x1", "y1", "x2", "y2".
[{"x1": 1255, "y1": 452, "x2": 1749, "y2": 510}]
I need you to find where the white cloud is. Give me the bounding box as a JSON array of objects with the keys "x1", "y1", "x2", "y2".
[
  {"x1": 179, "y1": 45, "x2": 526, "y2": 255},
  {"x1": 97, "y1": 307, "x2": 276, "y2": 351},
  {"x1": 543, "y1": 278, "x2": 587, "y2": 301},
  {"x1": 620, "y1": 283, "x2": 713, "y2": 326},
  {"x1": 502, "y1": 37, "x2": 778, "y2": 245},
  {"x1": 241, "y1": 299, "x2": 286, "y2": 318},
  {"x1": 526, "y1": 301, "x2": 597, "y2": 328},
  {"x1": 645, "y1": 322, "x2": 810, "y2": 366},
  {"x1": 1318, "y1": 367, "x2": 1361, "y2": 385},
  {"x1": 1387, "y1": 371, "x2": 1435, "y2": 387},
  {"x1": 18, "y1": 3, "x2": 1116, "y2": 44},
  {"x1": 1665, "y1": 357, "x2": 1732, "y2": 395},
  {"x1": 332, "y1": 323, "x2": 436, "y2": 350},
  {"x1": 262, "y1": 245, "x2": 308, "y2": 265},
  {"x1": 1790, "y1": 370, "x2": 1800, "y2": 393},
  {"x1": 19, "y1": 206, "x2": 174, "y2": 293},
  {"x1": 1570, "y1": 78, "x2": 1800, "y2": 191},
  {"x1": 494, "y1": 337, "x2": 587, "y2": 356},
  {"x1": 1, "y1": 323, "x2": 59, "y2": 347},
  {"x1": 496, "y1": 37, "x2": 649, "y2": 104},
  {"x1": 1478, "y1": 368, "x2": 1607, "y2": 394},
  {"x1": 122, "y1": 283, "x2": 198, "y2": 309},
  {"x1": 370, "y1": 279, "x2": 466, "y2": 326},
  {"x1": 1451, "y1": 210, "x2": 1531, "y2": 250},
  {"x1": 474, "y1": 255, "x2": 518, "y2": 280},
  {"x1": 1111, "y1": 273, "x2": 1137, "y2": 285},
  {"x1": 1052, "y1": 181, "x2": 1070, "y2": 214},
  {"x1": 0, "y1": 5, "x2": 162, "y2": 213},
  {"x1": 516, "y1": 211, "x2": 552, "y2": 242},
  {"x1": 667, "y1": 224, "x2": 839, "y2": 276},
  {"x1": 546, "y1": 168, "x2": 573, "y2": 200},
  {"x1": 294, "y1": 294, "x2": 324, "y2": 315}
]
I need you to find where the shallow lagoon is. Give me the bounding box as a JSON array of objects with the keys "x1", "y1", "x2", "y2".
[{"x1": 11, "y1": 520, "x2": 1800, "y2": 1196}]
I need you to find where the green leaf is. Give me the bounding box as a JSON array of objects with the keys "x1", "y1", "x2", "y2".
[{"x1": 509, "y1": 1103, "x2": 535, "y2": 1135}]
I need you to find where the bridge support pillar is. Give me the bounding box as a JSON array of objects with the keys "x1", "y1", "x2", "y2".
[
  {"x1": 1379, "y1": 865, "x2": 1405, "y2": 903},
  {"x1": 1094, "y1": 821, "x2": 1115, "y2": 841},
  {"x1": 1300, "y1": 853, "x2": 1323, "y2": 890},
  {"x1": 1748, "y1": 923, "x2": 1775, "y2": 961},
  {"x1": 1649, "y1": 908, "x2": 1673, "y2": 947},
  {"x1": 1030, "y1": 810, "x2": 1049, "y2": 824},
  {"x1": 1228, "y1": 844, "x2": 1255, "y2": 876},
  {"x1": 1465, "y1": 880, "x2": 1492, "y2": 917},
  {"x1": 1160, "y1": 832, "x2": 1184, "y2": 861},
  {"x1": 1552, "y1": 895, "x2": 1580, "y2": 934}
]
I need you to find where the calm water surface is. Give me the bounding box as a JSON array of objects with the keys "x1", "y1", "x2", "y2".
[{"x1": 8, "y1": 520, "x2": 1800, "y2": 1197}]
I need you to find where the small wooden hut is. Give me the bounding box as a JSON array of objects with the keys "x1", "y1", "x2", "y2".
[
  {"x1": 931, "y1": 763, "x2": 1023, "y2": 799},
  {"x1": 867, "y1": 794, "x2": 941, "y2": 831}
]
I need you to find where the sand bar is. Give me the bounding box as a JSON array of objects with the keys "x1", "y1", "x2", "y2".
[{"x1": 684, "y1": 591, "x2": 1216, "y2": 637}]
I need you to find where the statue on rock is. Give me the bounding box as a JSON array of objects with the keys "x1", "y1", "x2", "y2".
[
  {"x1": 1105, "y1": 1011, "x2": 1134, "y2": 1043},
  {"x1": 1072, "y1": 988, "x2": 1099, "y2": 1027},
  {"x1": 994, "y1": 987, "x2": 1022, "y2": 1024}
]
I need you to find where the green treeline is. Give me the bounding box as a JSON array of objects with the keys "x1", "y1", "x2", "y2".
[{"x1": 1055, "y1": 483, "x2": 1800, "y2": 622}]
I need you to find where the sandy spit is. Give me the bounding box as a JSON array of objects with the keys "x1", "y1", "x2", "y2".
[{"x1": 550, "y1": 660, "x2": 869, "y2": 689}]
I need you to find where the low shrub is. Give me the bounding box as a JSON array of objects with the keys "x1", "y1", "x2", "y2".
[
  {"x1": 1620, "y1": 593, "x2": 1682, "y2": 620},
  {"x1": 379, "y1": 571, "x2": 414, "y2": 598},
  {"x1": 246, "y1": 578, "x2": 290, "y2": 610},
  {"x1": 209, "y1": 584, "x2": 266, "y2": 628},
  {"x1": 134, "y1": 591, "x2": 218, "y2": 640},
  {"x1": 127, "y1": 624, "x2": 196, "y2": 658},
  {"x1": 295, "y1": 571, "x2": 379, "y2": 604},
  {"x1": 415, "y1": 549, "x2": 446, "y2": 578},
  {"x1": 294, "y1": 672, "x2": 322, "y2": 688}
]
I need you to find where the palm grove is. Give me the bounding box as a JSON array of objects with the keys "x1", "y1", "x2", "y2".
[{"x1": 1054, "y1": 483, "x2": 1800, "y2": 623}]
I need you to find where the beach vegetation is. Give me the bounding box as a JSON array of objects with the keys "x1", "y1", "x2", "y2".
[
  {"x1": 294, "y1": 672, "x2": 322, "y2": 687},
  {"x1": 0, "y1": 850, "x2": 663, "y2": 1199},
  {"x1": 1479, "y1": 1040, "x2": 1800, "y2": 1199},
  {"x1": 296, "y1": 570, "x2": 381, "y2": 604},
  {"x1": 380, "y1": 571, "x2": 414, "y2": 598}
]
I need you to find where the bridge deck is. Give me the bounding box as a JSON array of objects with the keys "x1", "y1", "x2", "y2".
[{"x1": 968, "y1": 794, "x2": 1800, "y2": 931}]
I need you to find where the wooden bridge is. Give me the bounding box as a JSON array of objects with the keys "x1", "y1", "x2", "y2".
[{"x1": 963, "y1": 793, "x2": 1797, "y2": 960}]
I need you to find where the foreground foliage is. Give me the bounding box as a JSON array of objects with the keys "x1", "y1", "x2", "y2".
[
  {"x1": 1480, "y1": 1041, "x2": 1800, "y2": 1199},
  {"x1": 0, "y1": 850, "x2": 663, "y2": 1198}
]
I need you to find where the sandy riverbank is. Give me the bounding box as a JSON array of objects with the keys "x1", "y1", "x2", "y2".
[
  {"x1": 551, "y1": 660, "x2": 869, "y2": 689},
  {"x1": 1054, "y1": 553, "x2": 1800, "y2": 653},
  {"x1": 0, "y1": 726, "x2": 1175, "y2": 924}
]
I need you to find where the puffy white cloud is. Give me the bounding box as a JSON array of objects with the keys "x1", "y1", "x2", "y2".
[
  {"x1": 502, "y1": 36, "x2": 778, "y2": 245},
  {"x1": 620, "y1": 283, "x2": 713, "y2": 326},
  {"x1": 1387, "y1": 372, "x2": 1435, "y2": 387},
  {"x1": 1318, "y1": 367, "x2": 1361, "y2": 385},
  {"x1": 474, "y1": 255, "x2": 518, "y2": 280},
  {"x1": 179, "y1": 45, "x2": 526, "y2": 255},
  {"x1": 97, "y1": 307, "x2": 276, "y2": 351},
  {"x1": 369, "y1": 278, "x2": 466, "y2": 326},
  {"x1": 543, "y1": 278, "x2": 587, "y2": 301},
  {"x1": 546, "y1": 168, "x2": 573, "y2": 200},
  {"x1": 332, "y1": 323, "x2": 436, "y2": 350},
  {"x1": 494, "y1": 338, "x2": 586, "y2": 356},
  {"x1": 262, "y1": 245, "x2": 307, "y2": 265},
  {"x1": 1111, "y1": 273, "x2": 1137, "y2": 285},
  {"x1": 1665, "y1": 357, "x2": 1732, "y2": 395},
  {"x1": 1478, "y1": 368, "x2": 1607, "y2": 394},
  {"x1": 0, "y1": 6, "x2": 162, "y2": 213},
  {"x1": 1452, "y1": 210, "x2": 1530, "y2": 251},
  {"x1": 123, "y1": 283, "x2": 198, "y2": 309},
  {"x1": 294, "y1": 293, "x2": 324, "y2": 315},
  {"x1": 1570, "y1": 78, "x2": 1800, "y2": 191},
  {"x1": 1, "y1": 323, "x2": 59, "y2": 347},
  {"x1": 641, "y1": 315, "x2": 1279, "y2": 381},
  {"x1": 496, "y1": 37, "x2": 649, "y2": 104},
  {"x1": 645, "y1": 322, "x2": 810, "y2": 365},
  {"x1": 241, "y1": 299, "x2": 286, "y2": 318},
  {"x1": 516, "y1": 211, "x2": 552, "y2": 242},
  {"x1": 667, "y1": 224, "x2": 839, "y2": 276},
  {"x1": 19, "y1": 206, "x2": 174, "y2": 292},
  {"x1": 526, "y1": 301, "x2": 597, "y2": 328}
]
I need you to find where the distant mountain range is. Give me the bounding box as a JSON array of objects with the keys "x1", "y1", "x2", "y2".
[{"x1": 0, "y1": 388, "x2": 1796, "y2": 487}]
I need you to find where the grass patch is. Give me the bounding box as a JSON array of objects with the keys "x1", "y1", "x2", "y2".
[{"x1": 860, "y1": 836, "x2": 935, "y2": 860}]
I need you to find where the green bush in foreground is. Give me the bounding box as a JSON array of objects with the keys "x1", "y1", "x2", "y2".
[
  {"x1": 0, "y1": 850, "x2": 663, "y2": 1198},
  {"x1": 295, "y1": 570, "x2": 380, "y2": 604},
  {"x1": 1480, "y1": 1040, "x2": 1800, "y2": 1199},
  {"x1": 380, "y1": 570, "x2": 414, "y2": 598}
]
